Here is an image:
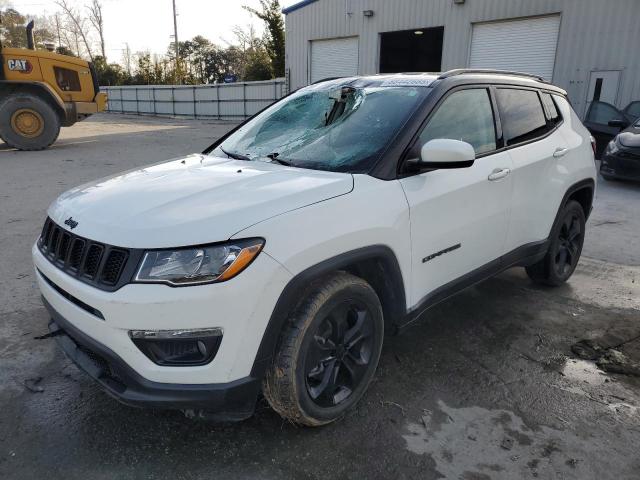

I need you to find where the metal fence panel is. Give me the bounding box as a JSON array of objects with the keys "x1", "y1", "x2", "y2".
[{"x1": 101, "y1": 78, "x2": 286, "y2": 120}]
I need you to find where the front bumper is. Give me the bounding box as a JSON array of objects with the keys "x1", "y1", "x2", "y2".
[
  {"x1": 95, "y1": 92, "x2": 108, "y2": 112},
  {"x1": 45, "y1": 296, "x2": 260, "y2": 419},
  {"x1": 33, "y1": 242, "x2": 291, "y2": 386},
  {"x1": 601, "y1": 151, "x2": 640, "y2": 180}
]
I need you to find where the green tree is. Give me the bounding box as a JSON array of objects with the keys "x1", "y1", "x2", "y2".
[
  {"x1": 206, "y1": 46, "x2": 239, "y2": 83},
  {"x1": 244, "y1": 46, "x2": 272, "y2": 81},
  {"x1": 56, "y1": 45, "x2": 75, "y2": 56},
  {"x1": 243, "y1": 0, "x2": 285, "y2": 77},
  {"x1": 92, "y1": 55, "x2": 129, "y2": 86},
  {"x1": 134, "y1": 52, "x2": 153, "y2": 84},
  {"x1": 0, "y1": 8, "x2": 59, "y2": 50}
]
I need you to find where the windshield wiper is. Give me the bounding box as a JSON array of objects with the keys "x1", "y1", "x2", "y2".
[
  {"x1": 219, "y1": 146, "x2": 250, "y2": 161},
  {"x1": 266, "y1": 152, "x2": 293, "y2": 167}
]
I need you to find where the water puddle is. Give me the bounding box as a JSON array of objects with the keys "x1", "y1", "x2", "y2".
[
  {"x1": 402, "y1": 400, "x2": 639, "y2": 479},
  {"x1": 561, "y1": 359, "x2": 608, "y2": 385}
]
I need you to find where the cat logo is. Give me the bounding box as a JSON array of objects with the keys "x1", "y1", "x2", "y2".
[{"x1": 7, "y1": 59, "x2": 33, "y2": 74}]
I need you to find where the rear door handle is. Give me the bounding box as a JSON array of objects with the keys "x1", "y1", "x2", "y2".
[
  {"x1": 488, "y1": 168, "x2": 511, "y2": 181},
  {"x1": 553, "y1": 147, "x2": 569, "y2": 158}
]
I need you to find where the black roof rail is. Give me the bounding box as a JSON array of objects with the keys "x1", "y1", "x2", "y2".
[
  {"x1": 438, "y1": 69, "x2": 548, "y2": 84},
  {"x1": 311, "y1": 76, "x2": 347, "y2": 85}
]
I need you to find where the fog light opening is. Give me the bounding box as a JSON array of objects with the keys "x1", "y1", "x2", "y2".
[{"x1": 129, "y1": 328, "x2": 223, "y2": 366}]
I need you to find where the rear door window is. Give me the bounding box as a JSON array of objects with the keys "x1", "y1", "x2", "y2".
[
  {"x1": 418, "y1": 88, "x2": 497, "y2": 155},
  {"x1": 496, "y1": 88, "x2": 549, "y2": 146}
]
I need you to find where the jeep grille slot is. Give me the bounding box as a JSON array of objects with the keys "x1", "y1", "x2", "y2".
[
  {"x1": 100, "y1": 249, "x2": 128, "y2": 285},
  {"x1": 82, "y1": 244, "x2": 104, "y2": 279},
  {"x1": 68, "y1": 238, "x2": 86, "y2": 270},
  {"x1": 58, "y1": 233, "x2": 72, "y2": 262},
  {"x1": 38, "y1": 217, "x2": 134, "y2": 291}
]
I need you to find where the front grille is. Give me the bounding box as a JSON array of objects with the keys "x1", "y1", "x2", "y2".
[
  {"x1": 619, "y1": 150, "x2": 640, "y2": 161},
  {"x1": 38, "y1": 217, "x2": 135, "y2": 291},
  {"x1": 69, "y1": 239, "x2": 86, "y2": 270},
  {"x1": 101, "y1": 249, "x2": 128, "y2": 285},
  {"x1": 83, "y1": 244, "x2": 104, "y2": 279}
]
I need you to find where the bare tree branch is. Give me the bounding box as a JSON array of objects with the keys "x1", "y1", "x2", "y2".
[
  {"x1": 86, "y1": 0, "x2": 105, "y2": 59},
  {"x1": 55, "y1": 0, "x2": 94, "y2": 61}
]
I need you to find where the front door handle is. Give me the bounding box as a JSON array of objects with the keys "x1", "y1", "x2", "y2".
[
  {"x1": 553, "y1": 147, "x2": 569, "y2": 158},
  {"x1": 488, "y1": 168, "x2": 511, "y2": 181}
]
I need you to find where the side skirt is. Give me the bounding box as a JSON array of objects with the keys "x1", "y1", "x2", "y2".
[{"x1": 398, "y1": 239, "x2": 548, "y2": 330}]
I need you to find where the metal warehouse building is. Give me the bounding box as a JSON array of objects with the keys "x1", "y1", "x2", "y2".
[{"x1": 283, "y1": 0, "x2": 640, "y2": 118}]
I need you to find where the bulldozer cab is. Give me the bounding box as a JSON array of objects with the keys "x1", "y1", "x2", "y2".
[{"x1": 0, "y1": 16, "x2": 106, "y2": 150}]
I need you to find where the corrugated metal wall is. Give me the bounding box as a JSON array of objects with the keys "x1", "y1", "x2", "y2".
[
  {"x1": 285, "y1": 0, "x2": 640, "y2": 116},
  {"x1": 102, "y1": 79, "x2": 286, "y2": 120}
]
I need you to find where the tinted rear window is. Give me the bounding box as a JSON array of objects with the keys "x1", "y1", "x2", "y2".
[{"x1": 496, "y1": 89, "x2": 548, "y2": 146}]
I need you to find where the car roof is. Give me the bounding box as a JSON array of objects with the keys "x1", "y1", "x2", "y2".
[{"x1": 314, "y1": 69, "x2": 567, "y2": 95}]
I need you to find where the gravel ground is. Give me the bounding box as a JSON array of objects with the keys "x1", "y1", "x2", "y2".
[{"x1": 1, "y1": 114, "x2": 639, "y2": 480}]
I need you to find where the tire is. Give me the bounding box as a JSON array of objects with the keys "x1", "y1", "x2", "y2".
[
  {"x1": 600, "y1": 173, "x2": 615, "y2": 182},
  {"x1": 0, "y1": 93, "x2": 61, "y2": 150},
  {"x1": 525, "y1": 200, "x2": 586, "y2": 286},
  {"x1": 263, "y1": 271, "x2": 384, "y2": 426}
]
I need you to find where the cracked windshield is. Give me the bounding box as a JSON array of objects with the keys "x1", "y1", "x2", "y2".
[{"x1": 214, "y1": 82, "x2": 429, "y2": 172}]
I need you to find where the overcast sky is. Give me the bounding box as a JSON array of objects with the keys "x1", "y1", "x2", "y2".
[{"x1": 6, "y1": 0, "x2": 298, "y2": 61}]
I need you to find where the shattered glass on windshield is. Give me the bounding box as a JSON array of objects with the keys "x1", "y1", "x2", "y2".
[{"x1": 214, "y1": 81, "x2": 429, "y2": 173}]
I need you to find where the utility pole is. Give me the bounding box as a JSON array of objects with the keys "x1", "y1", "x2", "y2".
[
  {"x1": 124, "y1": 42, "x2": 131, "y2": 76},
  {"x1": 172, "y1": 0, "x2": 180, "y2": 84},
  {"x1": 55, "y1": 14, "x2": 62, "y2": 50}
]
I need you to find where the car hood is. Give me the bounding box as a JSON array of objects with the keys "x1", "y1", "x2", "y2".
[
  {"x1": 618, "y1": 126, "x2": 640, "y2": 148},
  {"x1": 48, "y1": 154, "x2": 353, "y2": 248}
]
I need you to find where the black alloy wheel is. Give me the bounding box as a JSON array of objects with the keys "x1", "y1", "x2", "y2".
[
  {"x1": 262, "y1": 272, "x2": 384, "y2": 426},
  {"x1": 553, "y1": 211, "x2": 583, "y2": 278},
  {"x1": 304, "y1": 300, "x2": 374, "y2": 408},
  {"x1": 525, "y1": 200, "x2": 586, "y2": 286}
]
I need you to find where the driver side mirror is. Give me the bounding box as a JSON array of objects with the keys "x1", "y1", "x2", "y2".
[
  {"x1": 406, "y1": 139, "x2": 476, "y2": 172},
  {"x1": 608, "y1": 119, "x2": 629, "y2": 130}
]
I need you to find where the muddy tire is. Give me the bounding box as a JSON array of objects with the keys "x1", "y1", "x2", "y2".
[
  {"x1": 262, "y1": 272, "x2": 384, "y2": 426},
  {"x1": 526, "y1": 200, "x2": 586, "y2": 286},
  {"x1": 0, "y1": 93, "x2": 61, "y2": 150}
]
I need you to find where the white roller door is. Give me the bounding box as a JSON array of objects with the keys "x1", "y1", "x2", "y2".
[
  {"x1": 310, "y1": 37, "x2": 359, "y2": 83},
  {"x1": 469, "y1": 16, "x2": 561, "y2": 81}
]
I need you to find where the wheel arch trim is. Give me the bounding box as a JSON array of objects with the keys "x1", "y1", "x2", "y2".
[
  {"x1": 551, "y1": 178, "x2": 595, "y2": 235},
  {"x1": 250, "y1": 245, "x2": 407, "y2": 379}
]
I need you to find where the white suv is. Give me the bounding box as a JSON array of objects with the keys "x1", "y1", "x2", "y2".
[{"x1": 33, "y1": 70, "x2": 597, "y2": 426}]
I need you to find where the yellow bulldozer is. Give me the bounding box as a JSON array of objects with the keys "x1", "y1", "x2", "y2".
[{"x1": 0, "y1": 20, "x2": 107, "y2": 150}]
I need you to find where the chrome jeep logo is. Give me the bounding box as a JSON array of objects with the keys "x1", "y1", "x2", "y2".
[
  {"x1": 64, "y1": 217, "x2": 78, "y2": 230},
  {"x1": 7, "y1": 59, "x2": 33, "y2": 74}
]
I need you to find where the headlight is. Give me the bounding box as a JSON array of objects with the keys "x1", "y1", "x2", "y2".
[
  {"x1": 134, "y1": 238, "x2": 264, "y2": 286},
  {"x1": 604, "y1": 138, "x2": 619, "y2": 156}
]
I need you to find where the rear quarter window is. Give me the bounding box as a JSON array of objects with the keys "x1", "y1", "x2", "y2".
[
  {"x1": 496, "y1": 88, "x2": 549, "y2": 146},
  {"x1": 540, "y1": 92, "x2": 563, "y2": 127}
]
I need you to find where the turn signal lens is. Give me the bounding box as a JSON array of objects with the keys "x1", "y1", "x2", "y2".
[{"x1": 217, "y1": 244, "x2": 263, "y2": 281}]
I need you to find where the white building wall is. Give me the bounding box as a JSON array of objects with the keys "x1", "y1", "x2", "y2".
[{"x1": 285, "y1": 0, "x2": 640, "y2": 116}]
